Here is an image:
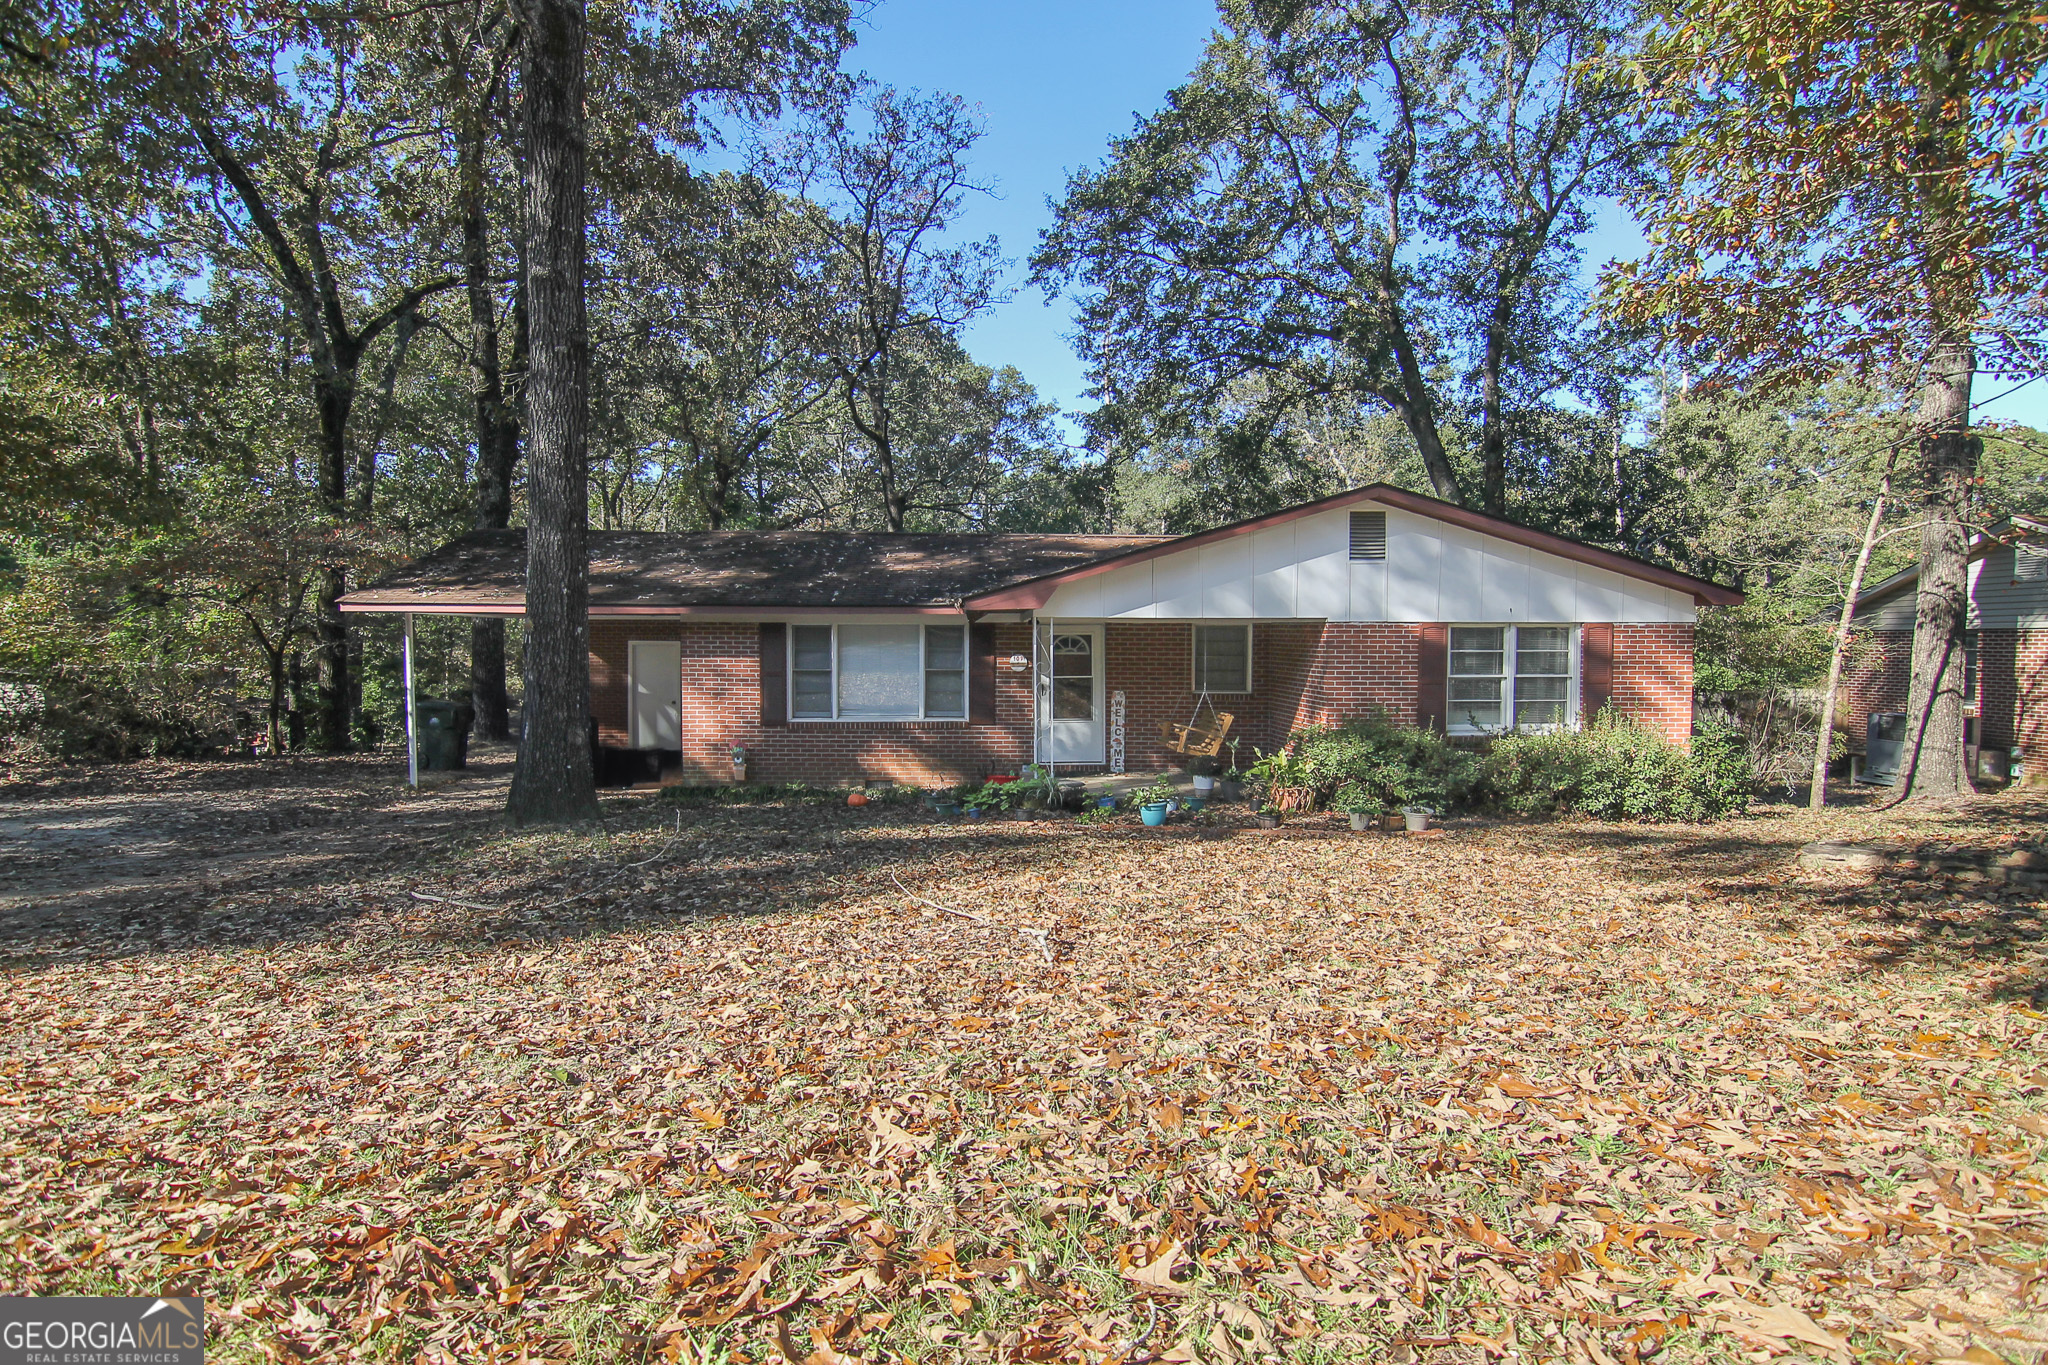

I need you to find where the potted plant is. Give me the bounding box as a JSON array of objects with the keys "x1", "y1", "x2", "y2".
[
  {"x1": 1332, "y1": 783, "x2": 1380, "y2": 832},
  {"x1": 730, "y1": 743, "x2": 748, "y2": 782},
  {"x1": 1253, "y1": 802, "x2": 1282, "y2": 829},
  {"x1": 1245, "y1": 748, "x2": 1317, "y2": 814},
  {"x1": 1187, "y1": 753, "x2": 1220, "y2": 797},
  {"x1": 1403, "y1": 805, "x2": 1435, "y2": 832},
  {"x1": 1136, "y1": 776, "x2": 1178, "y2": 826}
]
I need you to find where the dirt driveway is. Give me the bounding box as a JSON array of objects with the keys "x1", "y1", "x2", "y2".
[{"x1": 0, "y1": 747, "x2": 517, "y2": 926}]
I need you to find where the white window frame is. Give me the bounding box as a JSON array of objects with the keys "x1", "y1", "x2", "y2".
[
  {"x1": 1445, "y1": 623, "x2": 1578, "y2": 735},
  {"x1": 787, "y1": 622, "x2": 968, "y2": 722},
  {"x1": 1190, "y1": 623, "x2": 1254, "y2": 695}
]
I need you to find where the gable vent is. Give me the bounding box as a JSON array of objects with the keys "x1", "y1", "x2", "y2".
[
  {"x1": 1348, "y1": 510, "x2": 1387, "y2": 561},
  {"x1": 2018, "y1": 541, "x2": 2048, "y2": 584}
]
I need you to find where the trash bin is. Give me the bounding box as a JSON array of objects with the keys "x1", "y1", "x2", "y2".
[{"x1": 414, "y1": 699, "x2": 473, "y2": 770}]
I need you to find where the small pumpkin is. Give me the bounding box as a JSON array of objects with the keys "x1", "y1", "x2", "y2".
[{"x1": 846, "y1": 791, "x2": 869, "y2": 807}]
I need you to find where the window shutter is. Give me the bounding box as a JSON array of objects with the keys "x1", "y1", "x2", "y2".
[
  {"x1": 1417, "y1": 623, "x2": 1448, "y2": 731},
  {"x1": 757, "y1": 623, "x2": 787, "y2": 726},
  {"x1": 1581, "y1": 623, "x2": 1612, "y2": 719},
  {"x1": 1348, "y1": 510, "x2": 1387, "y2": 560},
  {"x1": 970, "y1": 623, "x2": 997, "y2": 724}
]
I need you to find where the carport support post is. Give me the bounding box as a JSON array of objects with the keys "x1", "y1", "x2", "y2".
[{"x1": 403, "y1": 613, "x2": 418, "y2": 788}]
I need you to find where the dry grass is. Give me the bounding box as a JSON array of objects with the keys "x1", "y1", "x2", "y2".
[{"x1": 1, "y1": 765, "x2": 2043, "y2": 1365}]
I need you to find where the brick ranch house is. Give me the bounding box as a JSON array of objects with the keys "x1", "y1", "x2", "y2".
[
  {"x1": 340, "y1": 485, "x2": 1742, "y2": 786},
  {"x1": 1839, "y1": 513, "x2": 2047, "y2": 784}
]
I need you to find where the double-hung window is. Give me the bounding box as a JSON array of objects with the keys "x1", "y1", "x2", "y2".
[
  {"x1": 1447, "y1": 625, "x2": 1575, "y2": 733},
  {"x1": 789, "y1": 623, "x2": 968, "y2": 720},
  {"x1": 1192, "y1": 624, "x2": 1252, "y2": 693}
]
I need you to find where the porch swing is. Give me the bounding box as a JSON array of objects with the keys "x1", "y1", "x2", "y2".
[{"x1": 1159, "y1": 693, "x2": 1234, "y2": 758}]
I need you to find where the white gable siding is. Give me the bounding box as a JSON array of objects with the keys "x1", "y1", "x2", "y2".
[{"x1": 1037, "y1": 504, "x2": 1696, "y2": 622}]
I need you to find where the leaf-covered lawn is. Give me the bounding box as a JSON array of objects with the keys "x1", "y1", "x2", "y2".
[{"x1": 2, "y1": 769, "x2": 2043, "y2": 1364}]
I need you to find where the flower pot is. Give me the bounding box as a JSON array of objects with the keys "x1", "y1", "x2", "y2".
[
  {"x1": 1140, "y1": 801, "x2": 1170, "y2": 826},
  {"x1": 934, "y1": 802, "x2": 962, "y2": 817},
  {"x1": 1254, "y1": 812, "x2": 1281, "y2": 829},
  {"x1": 1403, "y1": 808, "x2": 1432, "y2": 832},
  {"x1": 1097, "y1": 795, "x2": 1118, "y2": 809},
  {"x1": 1191, "y1": 773, "x2": 1216, "y2": 795},
  {"x1": 1184, "y1": 798, "x2": 1206, "y2": 813},
  {"x1": 1349, "y1": 812, "x2": 1372, "y2": 831}
]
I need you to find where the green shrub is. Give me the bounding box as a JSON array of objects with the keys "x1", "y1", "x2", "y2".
[
  {"x1": 1289, "y1": 712, "x2": 1480, "y2": 812},
  {"x1": 1479, "y1": 709, "x2": 1753, "y2": 822}
]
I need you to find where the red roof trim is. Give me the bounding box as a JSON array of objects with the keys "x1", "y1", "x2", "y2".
[{"x1": 962, "y1": 485, "x2": 1744, "y2": 610}]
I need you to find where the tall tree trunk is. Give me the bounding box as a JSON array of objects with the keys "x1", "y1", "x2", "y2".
[
  {"x1": 1895, "y1": 39, "x2": 1981, "y2": 801},
  {"x1": 313, "y1": 378, "x2": 355, "y2": 750},
  {"x1": 1811, "y1": 445, "x2": 1898, "y2": 808},
  {"x1": 506, "y1": 0, "x2": 599, "y2": 825},
  {"x1": 463, "y1": 103, "x2": 520, "y2": 741},
  {"x1": 1478, "y1": 295, "x2": 1511, "y2": 515},
  {"x1": 1896, "y1": 340, "x2": 1978, "y2": 799}
]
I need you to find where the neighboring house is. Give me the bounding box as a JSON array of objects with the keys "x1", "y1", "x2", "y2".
[
  {"x1": 1840, "y1": 513, "x2": 2048, "y2": 783},
  {"x1": 339, "y1": 485, "x2": 1741, "y2": 785}
]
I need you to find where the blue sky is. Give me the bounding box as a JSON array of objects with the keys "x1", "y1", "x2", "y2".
[{"x1": 843, "y1": 0, "x2": 2045, "y2": 434}]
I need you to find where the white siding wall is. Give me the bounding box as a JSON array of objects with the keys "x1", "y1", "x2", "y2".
[{"x1": 1039, "y1": 505, "x2": 1696, "y2": 623}]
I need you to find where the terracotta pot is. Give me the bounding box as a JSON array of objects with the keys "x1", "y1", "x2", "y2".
[{"x1": 846, "y1": 791, "x2": 869, "y2": 807}]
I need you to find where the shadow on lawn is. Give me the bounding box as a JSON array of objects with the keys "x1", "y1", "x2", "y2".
[{"x1": 0, "y1": 801, "x2": 1090, "y2": 971}]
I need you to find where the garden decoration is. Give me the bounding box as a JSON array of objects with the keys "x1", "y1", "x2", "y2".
[{"x1": 1159, "y1": 693, "x2": 1234, "y2": 758}]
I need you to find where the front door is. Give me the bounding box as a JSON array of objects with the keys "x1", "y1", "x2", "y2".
[
  {"x1": 628, "y1": 640, "x2": 681, "y2": 748},
  {"x1": 1038, "y1": 624, "x2": 1104, "y2": 764}
]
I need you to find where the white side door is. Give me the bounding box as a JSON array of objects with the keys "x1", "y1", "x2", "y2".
[
  {"x1": 1036, "y1": 624, "x2": 1104, "y2": 764},
  {"x1": 628, "y1": 640, "x2": 681, "y2": 748}
]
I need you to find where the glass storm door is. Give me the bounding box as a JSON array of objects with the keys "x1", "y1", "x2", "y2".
[{"x1": 1035, "y1": 623, "x2": 1104, "y2": 764}]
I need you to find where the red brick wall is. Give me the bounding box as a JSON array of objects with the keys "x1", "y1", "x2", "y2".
[
  {"x1": 1976, "y1": 628, "x2": 2047, "y2": 777},
  {"x1": 589, "y1": 619, "x2": 1033, "y2": 785},
  {"x1": 1838, "y1": 628, "x2": 1913, "y2": 750},
  {"x1": 1102, "y1": 622, "x2": 1329, "y2": 772},
  {"x1": 1282, "y1": 623, "x2": 1427, "y2": 733},
  {"x1": 1835, "y1": 626, "x2": 2048, "y2": 782},
  {"x1": 588, "y1": 616, "x2": 1705, "y2": 782},
  {"x1": 1609, "y1": 624, "x2": 1695, "y2": 745}
]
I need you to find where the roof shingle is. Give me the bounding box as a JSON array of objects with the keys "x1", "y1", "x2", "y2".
[{"x1": 340, "y1": 529, "x2": 1168, "y2": 612}]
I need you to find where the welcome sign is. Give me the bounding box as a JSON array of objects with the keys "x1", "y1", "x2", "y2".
[{"x1": 0, "y1": 1297, "x2": 203, "y2": 1364}]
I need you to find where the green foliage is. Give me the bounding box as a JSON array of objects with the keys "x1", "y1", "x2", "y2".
[
  {"x1": 1289, "y1": 714, "x2": 1479, "y2": 813},
  {"x1": 1035, "y1": 0, "x2": 1651, "y2": 509},
  {"x1": 1478, "y1": 710, "x2": 1753, "y2": 822},
  {"x1": 1328, "y1": 783, "x2": 1382, "y2": 816},
  {"x1": 1134, "y1": 776, "x2": 1177, "y2": 808},
  {"x1": 959, "y1": 776, "x2": 1027, "y2": 814}
]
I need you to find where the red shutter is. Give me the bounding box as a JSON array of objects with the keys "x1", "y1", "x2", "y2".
[
  {"x1": 1417, "y1": 623, "x2": 1448, "y2": 732},
  {"x1": 1581, "y1": 622, "x2": 1612, "y2": 720},
  {"x1": 758, "y1": 623, "x2": 787, "y2": 726},
  {"x1": 969, "y1": 623, "x2": 997, "y2": 724}
]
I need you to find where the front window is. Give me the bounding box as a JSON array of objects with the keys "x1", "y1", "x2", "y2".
[
  {"x1": 1192, "y1": 624, "x2": 1252, "y2": 693},
  {"x1": 1448, "y1": 624, "x2": 1576, "y2": 733},
  {"x1": 790, "y1": 623, "x2": 967, "y2": 720}
]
